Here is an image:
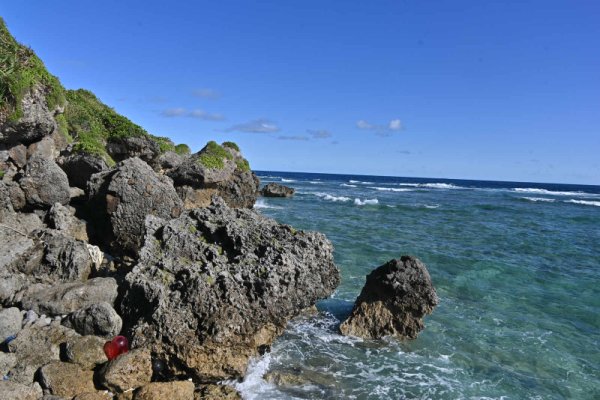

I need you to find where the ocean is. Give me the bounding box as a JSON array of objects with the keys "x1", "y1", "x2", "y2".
[{"x1": 233, "y1": 171, "x2": 600, "y2": 399}]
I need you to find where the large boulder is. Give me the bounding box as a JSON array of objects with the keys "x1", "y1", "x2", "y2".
[
  {"x1": 58, "y1": 152, "x2": 109, "y2": 189},
  {"x1": 0, "y1": 85, "x2": 59, "y2": 145},
  {"x1": 106, "y1": 136, "x2": 160, "y2": 165},
  {"x1": 340, "y1": 256, "x2": 439, "y2": 339},
  {"x1": 38, "y1": 361, "x2": 96, "y2": 398},
  {"x1": 19, "y1": 154, "x2": 70, "y2": 209},
  {"x1": 120, "y1": 197, "x2": 339, "y2": 381},
  {"x1": 98, "y1": 349, "x2": 152, "y2": 393},
  {"x1": 87, "y1": 157, "x2": 183, "y2": 256},
  {"x1": 260, "y1": 182, "x2": 295, "y2": 198},
  {"x1": 62, "y1": 302, "x2": 122, "y2": 337}
]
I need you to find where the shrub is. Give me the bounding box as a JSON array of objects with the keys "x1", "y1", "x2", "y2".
[
  {"x1": 197, "y1": 141, "x2": 232, "y2": 169},
  {"x1": 174, "y1": 143, "x2": 191, "y2": 155},
  {"x1": 222, "y1": 141, "x2": 240, "y2": 152},
  {"x1": 236, "y1": 158, "x2": 250, "y2": 172}
]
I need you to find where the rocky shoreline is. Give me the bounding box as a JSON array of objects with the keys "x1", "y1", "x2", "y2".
[{"x1": 1, "y1": 19, "x2": 437, "y2": 399}]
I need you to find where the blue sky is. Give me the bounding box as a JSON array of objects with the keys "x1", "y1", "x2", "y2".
[{"x1": 3, "y1": 1, "x2": 599, "y2": 184}]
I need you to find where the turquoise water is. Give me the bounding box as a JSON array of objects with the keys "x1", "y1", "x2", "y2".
[{"x1": 234, "y1": 172, "x2": 600, "y2": 399}]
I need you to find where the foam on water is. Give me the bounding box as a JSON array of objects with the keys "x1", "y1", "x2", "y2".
[
  {"x1": 282, "y1": 178, "x2": 297, "y2": 183},
  {"x1": 398, "y1": 183, "x2": 463, "y2": 189},
  {"x1": 340, "y1": 183, "x2": 357, "y2": 188},
  {"x1": 354, "y1": 198, "x2": 378, "y2": 205},
  {"x1": 368, "y1": 187, "x2": 414, "y2": 192},
  {"x1": 520, "y1": 197, "x2": 556, "y2": 203},
  {"x1": 315, "y1": 192, "x2": 351, "y2": 202},
  {"x1": 512, "y1": 188, "x2": 596, "y2": 197},
  {"x1": 254, "y1": 199, "x2": 283, "y2": 209},
  {"x1": 349, "y1": 180, "x2": 375, "y2": 184},
  {"x1": 564, "y1": 199, "x2": 600, "y2": 207}
]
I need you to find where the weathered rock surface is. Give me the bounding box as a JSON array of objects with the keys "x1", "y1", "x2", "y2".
[
  {"x1": 120, "y1": 198, "x2": 339, "y2": 381},
  {"x1": 260, "y1": 182, "x2": 295, "y2": 198},
  {"x1": 215, "y1": 170, "x2": 260, "y2": 208},
  {"x1": 58, "y1": 152, "x2": 109, "y2": 189},
  {"x1": 63, "y1": 302, "x2": 122, "y2": 337},
  {"x1": 0, "y1": 307, "x2": 23, "y2": 341},
  {"x1": 0, "y1": 381, "x2": 43, "y2": 400},
  {"x1": 15, "y1": 277, "x2": 118, "y2": 316},
  {"x1": 106, "y1": 136, "x2": 160, "y2": 165},
  {"x1": 339, "y1": 256, "x2": 439, "y2": 339},
  {"x1": 19, "y1": 154, "x2": 70, "y2": 209},
  {"x1": 0, "y1": 85, "x2": 59, "y2": 145},
  {"x1": 46, "y1": 202, "x2": 89, "y2": 241},
  {"x1": 73, "y1": 391, "x2": 113, "y2": 400},
  {"x1": 87, "y1": 157, "x2": 183, "y2": 256},
  {"x1": 156, "y1": 151, "x2": 183, "y2": 172},
  {"x1": 39, "y1": 361, "x2": 96, "y2": 398},
  {"x1": 134, "y1": 381, "x2": 195, "y2": 400},
  {"x1": 99, "y1": 349, "x2": 152, "y2": 392},
  {"x1": 0, "y1": 180, "x2": 26, "y2": 212},
  {"x1": 64, "y1": 335, "x2": 108, "y2": 369},
  {"x1": 195, "y1": 384, "x2": 241, "y2": 400}
]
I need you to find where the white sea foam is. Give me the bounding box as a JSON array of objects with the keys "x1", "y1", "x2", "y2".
[
  {"x1": 564, "y1": 199, "x2": 600, "y2": 207},
  {"x1": 349, "y1": 180, "x2": 374, "y2": 184},
  {"x1": 309, "y1": 181, "x2": 323, "y2": 184},
  {"x1": 520, "y1": 197, "x2": 556, "y2": 203},
  {"x1": 368, "y1": 187, "x2": 414, "y2": 192},
  {"x1": 354, "y1": 198, "x2": 379, "y2": 205},
  {"x1": 315, "y1": 193, "x2": 351, "y2": 202},
  {"x1": 422, "y1": 204, "x2": 441, "y2": 209},
  {"x1": 341, "y1": 183, "x2": 357, "y2": 188},
  {"x1": 253, "y1": 199, "x2": 282, "y2": 209},
  {"x1": 513, "y1": 188, "x2": 595, "y2": 197},
  {"x1": 398, "y1": 183, "x2": 462, "y2": 189},
  {"x1": 281, "y1": 178, "x2": 296, "y2": 183},
  {"x1": 230, "y1": 353, "x2": 275, "y2": 399}
]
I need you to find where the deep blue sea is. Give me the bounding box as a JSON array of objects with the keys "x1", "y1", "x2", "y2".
[{"x1": 233, "y1": 171, "x2": 600, "y2": 400}]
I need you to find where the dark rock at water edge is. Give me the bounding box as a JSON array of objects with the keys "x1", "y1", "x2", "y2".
[
  {"x1": 340, "y1": 256, "x2": 438, "y2": 339},
  {"x1": 260, "y1": 182, "x2": 295, "y2": 198},
  {"x1": 120, "y1": 197, "x2": 340, "y2": 381}
]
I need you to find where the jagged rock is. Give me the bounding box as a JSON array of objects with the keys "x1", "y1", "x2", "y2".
[
  {"x1": 87, "y1": 157, "x2": 183, "y2": 256},
  {"x1": 340, "y1": 256, "x2": 439, "y2": 339},
  {"x1": 64, "y1": 335, "x2": 108, "y2": 369},
  {"x1": 7, "y1": 324, "x2": 79, "y2": 384},
  {"x1": 0, "y1": 381, "x2": 43, "y2": 400},
  {"x1": 216, "y1": 170, "x2": 260, "y2": 208},
  {"x1": 0, "y1": 352, "x2": 17, "y2": 376},
  {"x1": 120, "y1": 198, "x2": 339, "y2": 381},
  {"x1": 63, "y1": 302, "x2": 122, "y2": 337},
  {"x1": 106, "y1": 136, "x2": 160, "y2": 165},
  {"x1": 38, "y1": 361, "x2": 96, "y2": 398},
  {"x1": 58, "y1": 152, "x2": 109, "y2": 189},
  {"x1": 0, "y1": 181, "x2": 26, "y2": 211},
  {"x1": 0, "y1": 307, "x2": 23, "y2": 342},
  {"x1": 156, "y1": 151, "x2": 183, "y2": 171},
  {"x1": 260, "y1": 182, "x2": 295, "y2": 198},
  {"x1": 47, "y1": 202, "x2": 89, "y2": 241},
  {"x1": 134, "y1": 381, "x2": 195, "y2": 400},
  {"x1": 195, "y1": 384, "x2": 241, "y2": 400},
  {"x1": 7, "y1": 144, "x2": 27, "y2": 168},
  {"x1": 168, "y1": 144, "x2": 236, "y2": 187},
  {"x1": 99, "y1": 349, "x2": 152, "y2": 393},
  {"x1": 15, "y1": 277, "x2": 118, "y2": 316},
  {"x1": 0, "y1": 85, "x2": 59, "y2": 145},
  {"x1": 19, "y1": 154, "x2": 70, "y2": 209},
  {"x1": 175, "y1": 185, "x2": 217, "y2": 209},
  {"x1": 27, "y1": 136, "x2": 57, "y2": 160}
]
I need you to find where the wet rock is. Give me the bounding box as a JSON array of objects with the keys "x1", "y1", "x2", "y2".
[
  {"x1": 64, "y1": 335, "x2": 109, "y2": 369},
  {"x1": 134, "y1": 381, "x2": 195, "y2": 400},
  {"x1": 0, "y1": 381, "x2": 43, "y2": 400},
  {"x1": 58, "y1": 152, "x2": 108, "y2": 189},
  {"x1": 38, "y1": 361, "x2": 96, "y2": 398},
  {"x1": 47, "y1": 202, "x2": 89, "y2": 241},
  {"x1": 87, "y1": 157, "x2": 183, "y2": 256},
  {"x1": 340, "y1": 256, "x2": 439, "y2": 339},
  {"x1": 260, "y1": 182, "x2": 295, "y2": 198},
  {"x1": 63, "y1": 302, "x2": 122, "y2": 337},
  {"x1": 120, "y1": 198, "x2": 339, "y2": 381},
  {"x1": 0, "y1": 85, "x2": 59, "y2": 145},
  {"x1": 16, "y1": 277, "x2": 118, "y2": 316},
  {"x1": 19, "y1": 155, "x2": 70, "y2": 209},
  {"x1": 99, "y1": 348, "x2": 152, "y2": 393},
  {"x1": 0, "y1": 307, "x2": 23, "y2": 342},
  {"x1": 106, "y1": 136, "x2": 160, "y2": 165},
  {"x1": 195, "y1": 384, "x2": 241, "y2": 400}
]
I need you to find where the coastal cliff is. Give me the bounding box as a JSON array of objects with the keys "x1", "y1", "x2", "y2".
[{"x1": 0, "y1": 18, "x2": 339, "y2": 399}]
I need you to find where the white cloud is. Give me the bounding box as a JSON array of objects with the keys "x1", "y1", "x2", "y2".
[
  {"x1": 389, "y1": 119, "x2": 402, "y2": 130},
  {"x1": 356, "y1": 118, "x2": 403, "y2": 135},
  {"x1": 356, "y1": 120, "x2": 374, "y2": 130},
  {"x1": 225, "y1": 118, "x2": 280, "y2": 133}
]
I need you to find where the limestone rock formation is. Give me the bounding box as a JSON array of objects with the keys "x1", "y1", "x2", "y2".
[
  {"x1": 99, "y1": 349, "x2": 152, "y2": 392},
  {"x1": 58, "y1": 152, "x2": 109, "y2": 190},
  {"x1": 340, "y1": 256, "x2": 438, "y2": 339},
  {"x1": 260, "y1": 182, "x2": 295, "y2": 198},
  {"x1": 62, "y1": 302, "x2": 122, "y2": 337},
  {"x1": 19, "y1": 154, "x2": 70, "y2": 209},
  {"x1": 87, "y1": 157, "x2": 183, "y2": 256},
  {"x1": 106, "y1": 136, "x2": 160, "y2": 166},
  {"x1": 120, "y1": 197, "x2": 339, "y2": 381},
  {"x1": 134, "y1": 381, "x2": 195, "y2": 400}
]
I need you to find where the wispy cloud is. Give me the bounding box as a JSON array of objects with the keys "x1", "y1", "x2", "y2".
[
  {"x1": 278, "y1": 135, "x2": 309, "y2": 141},
  {"x1": 356, "y1": 119, "x2": 403, "y2": 136},
  {"x1": 225, "y1": 118, "x2": 280, "y2": 133},
  {"x1": 160, "y1": 108, "x2": 225, "y2": 121},
  {"x1": 192, "y1": 88, "x2": 221, "y2": 99},
  {"x1": 307, "y1": 129, "x2": 332, "y2": 139}
]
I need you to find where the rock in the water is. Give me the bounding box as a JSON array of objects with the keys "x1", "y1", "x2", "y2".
[
  {"x1": 260, "y1": 182, "x2": 295, "y2": 198},
  {"x1": 339, "y1": 256, "x2": 439, "y2": 339},
  {"x1": 19, "y1": 155, "x2": 70, "y2": 209},
  {"x1": 64, "y1": 335, "x2": 108, "y2": 369},
  {"x1": 58, "y1": 152, "x2": 109, "y2": 189},
  {"x1": 120, "y1": 197, "x2": 339, "y2": 381},
  {"x1": 99, "y1": 349, "x2": 152, "y2": 393},
  {"x1": 16, "y1": 277, "x2": 118, "y2": 316},
  {"x1": 87, "y1": 157, "x2": 183, "y2": 256},
  {"x1": 38, "y1": 361, "x2": 96, "y2": 398},
  {"x1": 63, "y1": 302, "x2": 122, "y2": 337},
  {"x1": 0, "y1": 85, "x2": 59, "y2": 145},
  {"x1": 0, "y1": 381, "x2": 43, "y2": 400},
  {"x1": 0, "y1": 307, "x2": 23, "y2": 342},
  {"x1": 134, "y1": 381, "x2": 194, "y2": 400}
]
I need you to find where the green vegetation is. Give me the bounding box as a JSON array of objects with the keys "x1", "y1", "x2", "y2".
[
  {"x1": 197, "y1": 140, "x2": 232, "y2": 169},
  {"x1": 222, "y1": 141, "x2": 240, "y2": 152},
  {"x1": 236, "y1": 158, "x2": 250, "y2": 172},
  {"x1": 0, "y1": 169, "x2": 5, "y2": 179},
  {"x1": 0, "y1": 18, "x2": 65, "y2": 121},
  {"x1": 151, "y1": 135, "x2": 176, "y2": 153},
  {"x1": 174, "y1": 143, "x2": 191, "y2": 155}
]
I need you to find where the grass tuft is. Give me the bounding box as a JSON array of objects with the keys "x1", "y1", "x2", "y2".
[{"x1": 197, "y1": 141, "x2": 232, "y2": 169}]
